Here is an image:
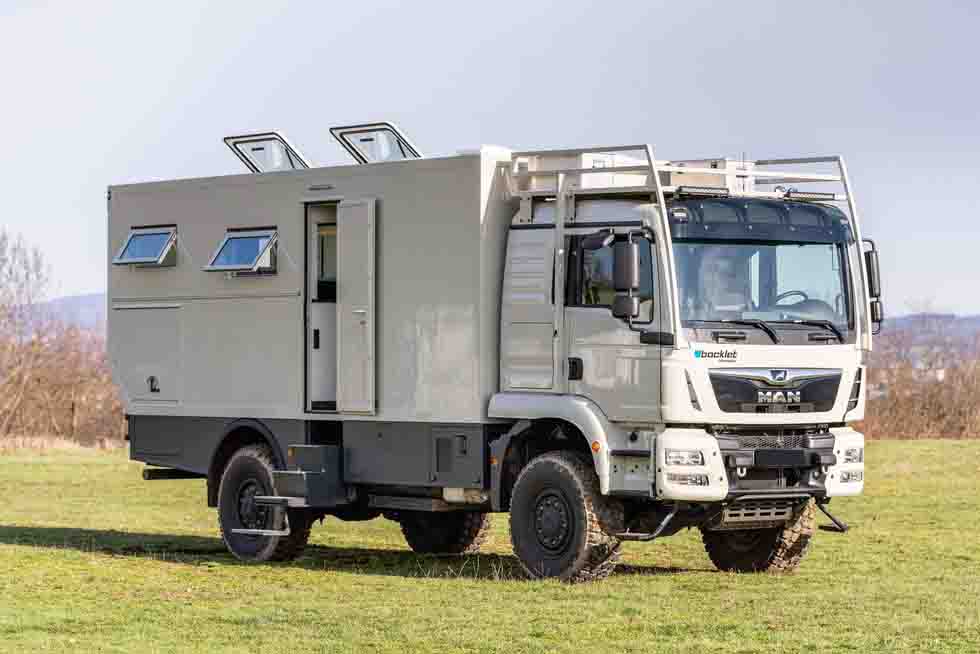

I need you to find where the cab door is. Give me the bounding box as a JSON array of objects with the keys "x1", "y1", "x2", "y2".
[{"x1": 564, "y1": 232, "x2": 664, "y2": 422}]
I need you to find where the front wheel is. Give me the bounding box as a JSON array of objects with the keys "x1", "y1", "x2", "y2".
[
  {"x1": 509, "y1": 451, "x2": 623, "y2": 582},
  {"x1": 701, "y1": 499, "x2": 816, "y2": 573}
]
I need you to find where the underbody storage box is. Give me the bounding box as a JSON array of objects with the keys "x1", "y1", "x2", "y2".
[{"x1": 272, "y1": 445, "x2": 346, "y2": 507}]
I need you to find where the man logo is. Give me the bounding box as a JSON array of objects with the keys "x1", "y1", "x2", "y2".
[
  {"x1": 770, "y1": 369, "x2": 788, "y2": 383},
  {"x1": 758, "y1": 390, "x2": 802, "y2": 404}
]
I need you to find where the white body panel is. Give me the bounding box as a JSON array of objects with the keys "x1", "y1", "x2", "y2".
[{"x1": 107, "y1": 148, "x2": 515, "y2": 423}]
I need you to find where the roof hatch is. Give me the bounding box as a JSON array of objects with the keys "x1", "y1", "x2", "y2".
[
  {"x1": 224, "y1": 132, "x2": 311, "y2": 173},
  {"x1": 329, "y1": 122, "x2": 422, "y2": 164}
]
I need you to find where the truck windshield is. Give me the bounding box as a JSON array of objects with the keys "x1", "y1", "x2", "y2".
[{"x1": 672, "y1": 240, "x2": 850, "y2": 331}]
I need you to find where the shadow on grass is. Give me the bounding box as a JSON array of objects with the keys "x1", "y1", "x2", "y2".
[{"x1": 0, "y1": 524, "x2": 708, "y2": 580}]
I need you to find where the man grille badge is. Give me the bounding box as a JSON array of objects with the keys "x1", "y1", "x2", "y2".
[{"x1": 770, "y1": 369, "x2": 788, "y2": 383}]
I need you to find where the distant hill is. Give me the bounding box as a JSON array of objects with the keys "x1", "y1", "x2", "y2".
[
  {"x1": 886, "y1": 313, "x2": 980, "y2": 340},
  {"x1": 43, "y1": 292, "x2": 106, "y2": 331}
]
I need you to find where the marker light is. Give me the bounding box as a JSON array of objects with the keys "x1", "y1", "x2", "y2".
[
  {"x1": 784, "y1": 190, "x2": 838, "y2": 202},
  {"x1": 665, "y1": 449, "x2": 704, "y2": 466},
  {"x1": 676, "y1": 185, "x2": 730, "y2": 198}
]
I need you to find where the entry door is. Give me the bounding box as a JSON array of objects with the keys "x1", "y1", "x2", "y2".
[
  {"x1": 564, "y1": 234, "x2": 663, "y2": 422},
  {"x1": 308, "y1": 219, "x2": 337, "y2": 411},
  {"x1": 337, "y1": 198, "x2": 376, "y2": 414}
]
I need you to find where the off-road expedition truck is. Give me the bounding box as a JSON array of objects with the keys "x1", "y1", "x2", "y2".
[{"x1": 108, "y1": 122, "x2": 882, "y2": 581}]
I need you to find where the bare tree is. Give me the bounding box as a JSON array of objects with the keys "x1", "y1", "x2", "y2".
[{"x1": 0, "y1": 230, "x2": 124, "y2": 442}]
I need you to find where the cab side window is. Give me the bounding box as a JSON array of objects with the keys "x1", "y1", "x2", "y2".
[{"x1": 567, "y1": 235, "x2": 656, "y2": 323}]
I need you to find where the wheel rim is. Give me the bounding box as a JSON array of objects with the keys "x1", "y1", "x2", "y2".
[
  {"x1": 533, "y1": 490, "x2": 574, "y2": 553},
  {"x1": 237, "y1": 479, "x2": 269, "y2": 531}
]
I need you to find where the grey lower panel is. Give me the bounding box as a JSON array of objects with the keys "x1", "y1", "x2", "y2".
[
  {"x1": 128, "y1": 414, "x2": 498, "y2": 491},
  {"x1": 343, "y1": 422, "x2": 491, "y2": 489},
  {"x1": 128, "y1": 415, "x2": 306, "y2": 474}
]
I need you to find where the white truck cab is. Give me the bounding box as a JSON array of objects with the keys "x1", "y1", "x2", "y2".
[{"x1": 109, "y1": 125, "x2": 881, "y2": 581}]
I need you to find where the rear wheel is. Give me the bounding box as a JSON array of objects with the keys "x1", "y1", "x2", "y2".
[
  {"x1": 399, "y1": 511, "x2": 491, "y2": 554},
  {"x1": 509, "y1": 451, "x2": 623, "y2": 582},
  {"x1": 217, "y1": 444, "x2": 311, "y2": 562},
  {"x1": 701, "y1": 499, "x2": 815, "y2": 573}
]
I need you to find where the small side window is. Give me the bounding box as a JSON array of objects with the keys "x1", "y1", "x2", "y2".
[
  {"x1": 567, "y1": 235, "x2": 656, "y2": 323},
  {"x1": 113, "y1": 226, "x2": 177, "y2": 267},
  {"x1": 205, "y1": 228, "x2": 278, "y2": 273}
]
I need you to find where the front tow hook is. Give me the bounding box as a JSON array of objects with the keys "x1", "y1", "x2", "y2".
[{"x1": 816, "y1": 499, "x2": 850, "y2": 533}]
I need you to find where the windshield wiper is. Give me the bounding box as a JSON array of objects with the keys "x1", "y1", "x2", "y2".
[
  {"x1": 687, "y1": 319, "x2": 781, "y2": 344},
  {"x1": 770, "y1": 319, "x2": 845, "y2": 342}
]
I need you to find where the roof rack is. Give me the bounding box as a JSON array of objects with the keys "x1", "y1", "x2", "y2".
[{"x1": 508, "y1": 146, "x2": 850, "y2": 204}]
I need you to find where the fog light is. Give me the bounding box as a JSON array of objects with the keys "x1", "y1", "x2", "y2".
[
  {"x1": 666, "y1": 449, "x2": 704, "y2": 466},
  {"x1": 843, "y1": 447, "x2": 864, "y2": 464},
  {"x1": 841, "y1": 471, "x2": 863, "y2": 483},
  {"x1": 666, "y1": 472, "x2": 709, "y2": 486}
]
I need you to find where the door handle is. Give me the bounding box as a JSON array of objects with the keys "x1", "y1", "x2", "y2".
[
  {"x1": 313, "y1": 329, "x2": 320, "y2": 349},
  {"x1": 352, "y1": 309, "x2": 367, "y2": 315}
]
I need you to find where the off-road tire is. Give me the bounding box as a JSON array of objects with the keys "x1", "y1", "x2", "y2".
[
  {"x1": 509, "y1": 451, "x2": 623, "y2": 582},
  {"x1": 217, "y1": 444, "x2": 312, "y2": 562},
  {"x1": 701, "y1": 499, "x2": 816, "y2": 573},
  {"x1": 399, "y1": 511, "x2": 491, "y2": 554}
]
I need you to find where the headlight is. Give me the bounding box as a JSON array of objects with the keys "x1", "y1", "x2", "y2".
[
  {"x1": 843, "y1": 447, "x2": 864, "y2": 464},
  {"x1": 666, "y1": 472, "x2": 710, "y2": 486},
  {"x1": 665, "y1": 449, "x2": 704, "y2": 466},
  {"x1": 840, "y1": 470, "x2": 863, "y2": 483}
]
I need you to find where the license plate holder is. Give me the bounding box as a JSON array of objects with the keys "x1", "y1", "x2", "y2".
[{"x1": 754, "y1": 449, "x2": 807, "y2": 468}]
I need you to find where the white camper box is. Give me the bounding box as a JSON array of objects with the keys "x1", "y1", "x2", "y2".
[{"x1": 109, "y1": 136, "x2": 515, "y2": 484}]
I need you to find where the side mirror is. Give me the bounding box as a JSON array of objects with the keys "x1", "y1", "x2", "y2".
[
  {"x1": 864, "y1": 249, "x2": 881, "y2": 299},
  {"x1": 612, "y1": 295, "x2": 639, "y2": 320},
  {"x1": 870, "y1": 299, "x2": 884, "y2": 333},
  {"x1": 614, "y1": 241, "x2": 640, "y2": 293},
  {"x1": 612, "y1": 240, "x2": 641, "y2": 320}
]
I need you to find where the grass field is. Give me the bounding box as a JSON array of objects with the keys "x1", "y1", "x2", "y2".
[{"x1": 1, "y1": 440, "x2": 978, "y2": 653}]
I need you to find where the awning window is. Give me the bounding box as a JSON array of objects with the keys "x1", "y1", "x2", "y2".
[
  {"x1": 205, "y1": 228, "x2": 278, "y2": 273},
  {"x1": 113, "y1": 226, "x2": 177, "y2": 266}
]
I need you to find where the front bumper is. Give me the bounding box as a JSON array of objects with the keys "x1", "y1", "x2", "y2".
[{"x1": 653, "y1": 426, "x2": 865, "y2": 501}]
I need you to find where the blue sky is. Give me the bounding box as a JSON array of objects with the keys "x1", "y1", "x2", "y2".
[{"x1": 2, "y1": 0, "x2": 978, "y2": 314}]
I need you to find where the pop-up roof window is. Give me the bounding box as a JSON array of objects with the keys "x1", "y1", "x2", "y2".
[
  {"x1": 205, "y1": 228, "x2": 278, "y2": 273},
  {"x1": 329, "y1": 122, "x2": 422, "y2": 164},
  {"x1": 113, "y1": 226, "x2": 177, "y2": 266},
  {"x1": 224, "y1": 132, "x2": 310, "y2": 173}
]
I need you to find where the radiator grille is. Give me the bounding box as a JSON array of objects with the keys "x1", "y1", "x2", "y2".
[{"x1": 736, "y1": 434, "x2": 805, "y2": 449}]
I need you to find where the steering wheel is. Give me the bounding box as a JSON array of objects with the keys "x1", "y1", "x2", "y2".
[{"x1": 774, "y1": 290, "x2": 809, "y2": 304}]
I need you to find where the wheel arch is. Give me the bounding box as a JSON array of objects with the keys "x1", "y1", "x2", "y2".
[
  {"x1": 488, "y1": 393, "x2": 622, "y2": 509},
  {"x1": 206, "y1": 418, "x2": 285, "y2": 507}
]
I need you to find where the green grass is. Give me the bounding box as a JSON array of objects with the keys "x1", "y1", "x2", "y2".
[{"x1": 1, "y1": 441, "x2": 978, "y2": 653}]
